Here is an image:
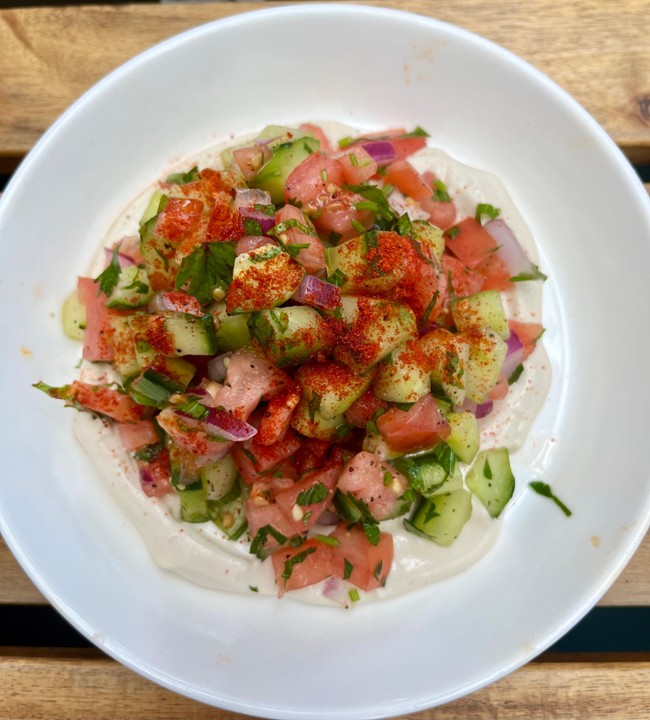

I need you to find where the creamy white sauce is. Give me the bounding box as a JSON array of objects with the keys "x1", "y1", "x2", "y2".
[{"x1": 73, "y1": 122, "x2": 551, "y2": 606}]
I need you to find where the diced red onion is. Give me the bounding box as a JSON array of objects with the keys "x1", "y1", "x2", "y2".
[
  {"x1": 184, "y1": 385, "x2": 217, "y2": 405},
  {"x1": 361, "y1": 141, "x2": 397, "y2": 164},
  {"x1": 485, "y1": 219, "x2": 537, "y2": 278},
  {"x1": 294, "y1": 274, "x2": 342, "y2": 310},
  {"x1": 387, "y1": 188, "x2": 429, "y2": 221},
  {"x1": 475, "y1": 401, "x2": 494, "y2": 419},
  {"x1": 147, "y1": 290, "x2": 203, "y2": 316},
  {"x1": 205, "y1": 408, "x2": 257, "y2": 442},
  {"x1": 501, "y1": 331, "x2": 526, "y2": 382},
  {"x1": 316, "y1": 509, "x2": 340, "y2": 526},
  {"x1": 236, "y1": 236, "x2": 278, "y2": 256},
  {"x1": 238, "y1": 207, "x2": 276, "y2": 236},
  {"x1": 105, "y1": 246, "x2": 136, "y2": 269},
  {"x1": 322, "y1": 576, "x2": 351, "y2": 606},
  {"x1": 234, "y1": 187, "x2": 272, "y2": 210},
  {"x1": 207, "y1": 352, "x2": 232, "y2": 383}
]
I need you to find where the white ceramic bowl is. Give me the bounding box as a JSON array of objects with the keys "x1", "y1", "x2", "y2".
[{"x1": 1, "y1": 5, "x2": 649, "y2": 718}]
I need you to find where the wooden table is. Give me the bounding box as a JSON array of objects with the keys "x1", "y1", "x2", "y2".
[{"x1": 1, "y1": 2, "x2": 649, "y2": 717}]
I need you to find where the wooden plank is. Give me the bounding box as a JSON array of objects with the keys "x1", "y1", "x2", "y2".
[
  {"x1": 1, "y1": 530, "x2": 649, "y2": 606},
  {"x1": 0, "y1": 2, "x2": 649, "y2": 163},
  {"x1": 0, "y1": 652, "x2": 648, "y2": 719}
]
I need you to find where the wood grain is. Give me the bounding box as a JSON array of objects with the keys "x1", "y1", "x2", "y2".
[
  {"x1": 1, "y1": 530, "x2": 649, "y2": 606},
  {"x1": 0, "y1": 652, "x2": 649, "y2": 719},
  {"x1": 0, "y1": 1, "x2": 649, "y2": 164}
]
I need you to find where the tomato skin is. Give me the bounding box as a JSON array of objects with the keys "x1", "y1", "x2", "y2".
[
  {"x1": 377, "y1": 394, "x2": 450, "y2": 453},
  {"x1": 77, "y1": 277, "x2": 115, "y2": 362},
  {"x1": 419, "y1": 196, "x2": 457, "y2": 230},
  {"x1": 299, "y1": 123, "x2": 333, "y2": 153},
  {"x1": 309, "y1": 189, "x2": 374, "y2": 241},
  {"x1": 241, "y1": 429, "x2": 302, "y2": 474},
  {"x1": 337, "y1": 451, "x2": 408, "y2": 521},
  {"x1": 445, "y1": 218, "x2": 498, "y2": 268},
  {"x1": 70, "y1": 381, "x2": 144, "y2": 423},
  {"x1": 384, "y1": 160, "x2": 431, "y2": 201},
  {"x1": 232, "y1": 145, "x2": 272, "y2": 181},
  {"x1": 441, "y1": 255, "x2": 484, "y2": 299},
  {"x1": 330, "y1": 524, "x2": 393, "y2": 591},
  {"x1": 245, "y1": 502, "x2": 301, "y2": 552},
  {"x1": 336, "y1": 146, "x2": 377, "y2": 184},
  {"x1": 344, "y1": 389, "x2": 389, "y2": 429},
  {"x1": 271, "y1": 538, "x2": 335, "y2": 595},
  {"x1": 294, "y1": 438, "x2": 331, "y2": 475},
  {"x1": 390, "y1": 136, "x2": 428, "y2": 160},
  {"x1": 256, "y1": 382, "x2": 302, "y2": 446},
  {"x1": 508, "y1": 320, "x2": 544, "y2": 359},
  {"x1": 117, "y1": 420, "x2": 159, "y2": 450}
]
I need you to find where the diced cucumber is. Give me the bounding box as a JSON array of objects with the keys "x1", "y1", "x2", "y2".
[
  {"x1": 105, "y1": 265, "x2": 153, "y2": 309},
  {"x1": 62, "y1": 290, "x2": 86, "y2": 340},
  {"x1": 150, "y1": 312, "x2": 218, "y2": 356},
  {"x1": 362, "y1": 432, "x2": 403, "y2": 461},
  {"x1": 451, "y1": 290, "x2": 510, "y2": 340},
  {"x1": 404, "y1": 489, "x2": 473, "y2": 546},
  {"x1": 446, "y1": 411, "x2": 480, "y2": 464},
  {"x1": 290, "y1": 398, "x2": 348, "y2": 441},
  {"x1": 106, "y1": 316, "x2": 140, "y2": 381},
  {"x1": 462, "y1": 328, "x2": 507, "y2": 402},
  {"x1": 208, "y1": 478, "x2": 248, "y2": 540},
  {"x1": 139, "y1": 214, "x2": 176, "y2": 289},
  {"x1": 394, "y1": 444, "x2": 462, "y2": 498},
  {"x1": 135, "y1": 339, "x2": 157, "y2": 369},
  {"x1": 210, "y1": 303, "x2": 252, "y2": 351},
  {"x1": 333, "y1": 296, "x2": 418, "y2": 373},
  {"x1": 412, "y1": 220, "x2": 444, "y2": 261},
  {"x1": 200, "y1": 455, "x2": 238, "y2": 502},
  {"x1": 325, "y1": 231, "x2": 404, "y2": 294},
  {"x1": 419, "y1": 327, "x2": 470, "y2": 406},
  {"x1": 251, "y1": 136, "x2": 320, "y2": 203},
  {"x1": 295, "y1": 362, "x2": 375, "y2": 420},
  {"x1": 139, "y1": 190, "x2": 167, "y2": 229},
  {"x1": 227, "y1": 243, "x2": 304, "y2": 313},
  {"x1": 256, "y1": 125, "x2": 315, "y2": 145},
  {"x1": 177, "y1": 479, "x2": 209, "y2": 523},
  {"x1": 466, "y1": 447, "x2": 515, "y2": 518},
  {"x1": 129, "y1": 355, "x2": 196, "y2": 408},
  {"x1": 373, "y1": 341, "x2": 430, "y2": 403},
  {"x1": 248, "y1": 306, "x2": 334, "y2": 367}
]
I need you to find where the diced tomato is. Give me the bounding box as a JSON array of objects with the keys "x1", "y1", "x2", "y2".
[
  {"x1": 271, "y1": 538, "x2": 335, "y2": 595},
  {"x1": 156, "y1": 407, "x2": 230, "y2": 463},
  {"x1": 445, "y1": 218, "x2": 498, "y2": 268},
  {"x1": 441, "y1": 255, "x2": 484, "y2": 299},
  {"x1": 475, "y1": 253, "x2": 514, "y2": 292},
  {"x1": 245, "y1": 501, "x2": 301, "y2": 553},
  {"x1": 337, "y1": 451, "x2": 407, "y2": 521},
  {"x1": 508, "y1": 320, "x2": 544, "y2": 359},
  {"x1": 117, "y1": 420, "x2": 159, "y2": 450},
  {"x1": 241, "y1": 429, "x2": 302, "y2": 474},
  {"x1": 344, "y1": 389, "x2": 389, "y2": 429},
  {"x1": 336, "y1": 146, "x2": 377, "y2": 184},
  {"x1": 236, "y1": 236, "x2": 278, "y2": 255},
  {"x1": 77, "y1": 277, "x2": 114, "y2": 362},
  {"x1": 419, "y1": 196, "x2": 457, "y2": 230},
  {"x1": 154, "y1": 198, "x2": 204, "y2": 243},
  {"x1": 275, "y1": 205, "x2": 325, "y2": 274},
  {"x1": 383, "y1": 160, "x2": 431, "y2": 201},
  {"x1": 390, "y1": 243, "x2": 448, "y2": 324},
  {"x1": 153, "y1": 290, "x2": 204, "y2": 316},
  {"x1": 231, "y1": 445, "x2": 260, "y2": 485},
  {"x1": 70, "y1": 381, "x2": 144, "y2": 423},
  {"x1": 249, "y1": 475, "x2": 296, "y2": 506},
  {"x1": 377, "y1": 394, "x2": 450, "y2": 453},
  {"x1": 232, "y1": 145, "x2": 272, "y2": 181},
  {"x1": 275, "y1": 463, "x2": 341, "y2": 531},
  {"x1": 330, "y1": 524, "x2": 393, "y2": 591},
  {"x1": 213, "y1": 348, "x2": 290, "y2": 419},
  {"x1": 311, "y1": 189, "x2": 374, "y2": 241},
  {"x1": 294, "y1": 438, "x2": 331, "y2": 475},
  {"x1": 284, "y1": 152, "x2": 344, "y2": 206},
  {"x1": 488, "y1": 372, "x2": 509, "y2": 401},
  {"x1": 137, "y1": 448, "x2": 173, "y2": 498},
  {"x1": 299, "y1": 123, "x2": 333, "y2": 153},
  {"x1": 390, "y1": 136, "x2": 428, "y2": 161},
  {"x1": 205, "y1": 192, "x2": 244, "y2": 243},
  {"x1": 256, "y1": 382, "x2": 302, "y2": 446}
]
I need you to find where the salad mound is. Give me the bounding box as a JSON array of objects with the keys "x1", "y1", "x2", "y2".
[{"x1": 37, "y1": 124, "x2": 547, "y2": 603}]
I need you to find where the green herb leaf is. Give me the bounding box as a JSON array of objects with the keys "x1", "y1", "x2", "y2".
[
  {"x1": 445, "y1": 225, "x2": 460, "y2": 239},
  {"x1": 431, "y1": 179, "x2": 451, "y2": 203},
  {"x1": 343, "y1": 558, "x2": 354, "y2": 580},
  {"x1": 383, "y1": 471, "x2": 393, "y2": 487},
  {"x1": 243, "y1": 217, "x2": 263, "y2": 236},
  {"x1": 33, "y1": 381, "x2": 73, "y2": 401},
  {"x1": 269, "y1": 308, "x2": 289, "y2": 334},
  {"x1": 363, "y1": 520, "x2": 380, "y2": 546},
  {"x1": 95, "y1": 244, "x2": 123, "y2": 296},
  {"x1": 529, "y1": 481, "x2": 573, "y2": 517},
  {"x1": 175, "y1": 242, "x2": 236, "y2": 305},
  {"x1": 348, "y1": 588, "x2": 360, "y2": 602},
  {"x1": 373, "y1": 560, "x2": 383, "y2": 581},
  {"x1": 250, "y1": 524, "x2": 288, "y2": 558},
  {"x1": 165, "y1": 166, "x2": 200, "y2": 185},
  {"x1": 351, "y1": 219, "x2": 367, "y2": 234},
  {"x1": 421, "y1": 290, "x2": 440, "y2": 326},
  {"x1": 396, "y1": 213, "x2": 414, "y2": 238},
  {"x1": 483, "y1": 459, "x2": 493, "y2": 480},
  {"x1": 475, "y1": 203, "x2": 501, "y2": 223},
  {"x1": 510, "y1": 266, "x2": 548, "y2": 282},
  {"x1": 283, "y1": 243, "x2": 310, "y2": 259},
  {"x1": 282, "y1": 546, "x2": 317, "y2": 580},
  {"x1": 327, "y1": 268, "x2": 348, "y2": 288},
  {"x1": 308, "y1": 392, "x2": 322, "y2": 422},
  {"x1": 268, "y1": 218, "x2": 316, "y2": 239},
  {"x1": 345, "y1": 183, "x2": 395, "y2": 223},
  {"x1": 176, "y1": 395, "x2": 209, "y2": 420},
  {"x1": 313, "y1": 534, "x2": 340, "y2": 547},
  {"x1": 296, "y1": 482, "x2": 328, "y2": 506},
  {"x1": 507, "y1": 363, "x2": 525, "y2": 385},
  {"x1": 249, "y1": 585, "x2": 259, "y2": 592}
]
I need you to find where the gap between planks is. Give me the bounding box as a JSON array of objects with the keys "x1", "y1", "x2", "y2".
[{"x1": 0, "y1": 652, "x2": 649, "y2": 719}]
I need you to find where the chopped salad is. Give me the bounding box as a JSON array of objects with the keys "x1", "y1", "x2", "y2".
[{"x1": 36, "y1": 123, "x2": 547, "y2": 600}]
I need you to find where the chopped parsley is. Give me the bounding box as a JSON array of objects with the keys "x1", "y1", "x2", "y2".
[
  {"x1": 165, "y1": 166, "x2": 200, "y2": 185},
  {"x1": 296, "y1": 482, "x2": 328, "y2": 506},
  {"x1": 445, "y1": 225, "x2": 460, "y2": 239},
  {"x1": 243, "y1": 217, "x2": 263, "y2": 236},
  {"x1": 529, "y1": 481, "x2": 573, "y2": 517},
  {"x1": 327, "y1": 268, "x2": 348, "y2": 287},
  {"x1": 176, "y1": 395, "x2": 209, "y2": 420},
  {"x1": 343, "y1": 558, "x2": 354, "y2": 580},
  {"x1": 510, "y1": 266, "x2": 548, "y2": 282},
  {"x1": 313, "y1": 534, "x2": 340, "y2": 547},
  {"x1": 348, "y1": 588, "x2": 360, "y2": 603},
  {"x1": 475, "y1": 203, "x2": 501, "y2": 223},
  {"x1": 483, "y1": 459, "x2": 493, "y2": 480},
  {"x1": 282, "y1": 546, "x2": 317, "y2": 580},
  {"x1": 373, "y1": 560, "x2": 383, "y2": 581},
  {"x1": 307, "y1": 392, "x2": 322, "y2": 422},
  {"x1": 383, "y1": 471, "x2": 393, "y2": 487},
  {"x1": 175, "y1": 241, "x2": 236, "y2": 304},
  {"x1": 507, "y1": 363, "x2": 525, "y2": 385},
  {"x1": 269, "y1": 308, "x2": 289, "y2": 334},
  {"x1": 431, "y1": 179, "x2": 451, "y2": 203},
  {"x1": 363, "y1": 519, "x2": 380, "y2": 546},
  {"x1": 95, "y1": 244, "x2": 123, "y2": 296},
  {"x1": 250, "y1": 524, "x2": 287, "y2": 558}
]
